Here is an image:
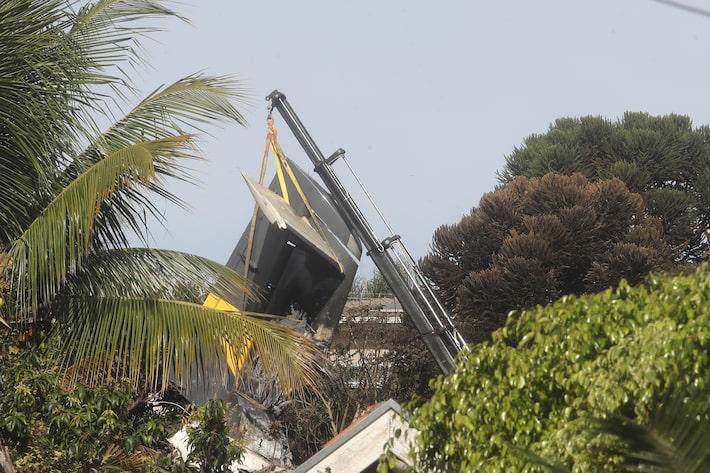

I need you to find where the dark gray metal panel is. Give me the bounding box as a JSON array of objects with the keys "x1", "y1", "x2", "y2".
[
  {"x1": 278, "y1": 157, "x2": 362, "y2": 259},
  {"x1": 243, "y1": 173, "x2": 341, "y2": 271},
  {"x1": 185, "y1": 154, "x2": 362, "y2": 405},
  {"x1": 220, "y1": 156, "x2": 361, "y2": 342}
]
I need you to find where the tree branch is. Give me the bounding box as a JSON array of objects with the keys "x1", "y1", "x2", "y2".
[{"x1": 0, "y1": 443, "x2": 16, "y2": 473}]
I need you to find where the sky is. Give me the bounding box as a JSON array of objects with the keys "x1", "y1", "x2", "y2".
[{"x1": 138, "y1": 0, "x2": 710, "y2": 275}]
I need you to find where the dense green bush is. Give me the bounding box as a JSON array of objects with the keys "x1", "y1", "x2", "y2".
[
  {"x1": 0, "y1": 337, "x2": 246, "y2": 473},
  {"x1": 0, "y1": 335, "x2": 184, "y2": 472},
  {"x1": 404, "y1": 265, "x2": 710, "y2": 472}
]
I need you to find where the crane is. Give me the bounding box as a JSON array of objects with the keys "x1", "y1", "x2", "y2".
[{"x1": 264, "y1": 90, "x2": 466, "y2": 374}]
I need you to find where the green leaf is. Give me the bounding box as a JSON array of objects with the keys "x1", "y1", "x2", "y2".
[
  {"x1": 66, "y1": 247, "x2": 259, "y2": 303},
  {"x1": 9, "y1": 137, "x2": 191, "y2": 313},
  {"x1": 60, "y1": 296, "x2": 322, "y2": 393}
]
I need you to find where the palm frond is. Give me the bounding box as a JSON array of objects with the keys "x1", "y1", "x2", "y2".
[
  {"x1": 60, "y1": 296, "x2": 322, "y2": 393},
  {"x1": 68, "y1": 0, "x2": 187, "y2": 95},
  {"x1": 98, "y1": 73, "x2": 248, "y2": 149},
  {"x1": 56, "y1": 74, "x2": 249, "y2": 245},
  {"x1": 9, "y1": 136, "x2": 192, "y2": 313},
  {"x1": 0, "y1": 0, "x2": 89, "y2": 243},
  {"x1": 66, "y1": 248, "x2": 259, "y2": 303},
  {"x1": 99, "y1": 443, "x2": 150, "y2": 472},
  {"x1": 517, "y1": 390, "x2": 710, "y2": 473},
  {"x1": 70, "y1": 0, "x2": 186, "y2": 36},
  {"x1": 592, "y1": 392, "x2": 710, "y2": 473},
  {"x1": 504, "y1": 441, "x2": 571, "y2": 473}
]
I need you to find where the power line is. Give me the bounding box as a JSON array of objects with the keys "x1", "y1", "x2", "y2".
[{"x1": 650, "y1": 0, "x2": 710, "y2": 18}]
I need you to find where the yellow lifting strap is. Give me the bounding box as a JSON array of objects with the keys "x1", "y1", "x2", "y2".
[
  {"x1": 202, "y1": 294, "x2": 252, "y2": 379},
  {"x1": 201, "y1": 115, "x2": 277, "y2": 379},
  {"x1": 269, "y1": 136, "x2": 344, "y2": 273},
  {"x1": 203, "y1": 112, "x2": 345, "y2": 379}
]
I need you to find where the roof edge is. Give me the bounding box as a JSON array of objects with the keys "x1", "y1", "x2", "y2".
[{"x1": 292, "y1": 399, "x2": 403, "y2": 473}]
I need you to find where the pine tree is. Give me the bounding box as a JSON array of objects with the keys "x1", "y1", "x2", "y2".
[
  {"x1": 421, "y1": 173, "x2": 670, "y2": 342},
  {"x1": 498, "y1": 113, "x2": 710, "y2": 263}
]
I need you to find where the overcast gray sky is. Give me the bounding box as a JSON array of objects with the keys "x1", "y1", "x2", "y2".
[{"x1": 140, "y1": 0, "x2": 710, "y2": 275}]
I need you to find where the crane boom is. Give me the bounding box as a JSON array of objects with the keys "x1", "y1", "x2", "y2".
[{"x1": 266, "y1": 90, "x2": 466, "y2": 374}]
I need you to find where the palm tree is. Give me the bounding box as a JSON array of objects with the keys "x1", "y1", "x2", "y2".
[
  {"x1": 0, "y1": 0, "x2": 319, "y2": 394},
  {"x1": 512, "y1": 389, "x2": 710, "y2": 473}
]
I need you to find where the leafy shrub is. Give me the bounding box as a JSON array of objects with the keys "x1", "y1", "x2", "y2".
[
  {"x1": 404, "y1": 265, "x2": 710, "y2": 472},
  {"x1": 0, "y1": 335, "x2": 184, "y2": 472},
  {"x1": 186, "y1": 399, "x2": 243, "y2": 473},
  {"x1": 0, "y1": 336, "x2": 246, "y2": 473}
]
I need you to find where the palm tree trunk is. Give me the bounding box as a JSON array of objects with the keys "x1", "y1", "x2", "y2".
[{"x1": 0, "y1": 443, "x2": 16, "y2": 473}]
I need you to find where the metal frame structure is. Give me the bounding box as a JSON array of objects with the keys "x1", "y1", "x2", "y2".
[{"x1": 267, "y1": 90, "x2": 466, "y2": 374}]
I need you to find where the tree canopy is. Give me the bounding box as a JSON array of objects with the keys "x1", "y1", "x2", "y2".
[
  {"x1": 421, "y1": 173, "x2": 670, "y2": 342},
  {"x1": 0, "y1": 0, "x2": 319, "y2": 393},
  {"x1": 403, "y1": 265, "x2": 710, "y2": 472},
  {"x1": 498, "y1": 112, "x2": 710, "y2": 262}
]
